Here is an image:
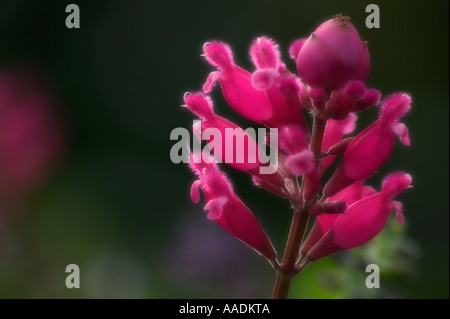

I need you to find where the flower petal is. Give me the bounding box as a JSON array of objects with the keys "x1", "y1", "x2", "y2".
[
  {"x1": 190, "y1": 180, "x2": 201, "y2": 203},
  {"x1": 251, "y1": 68, "x2": 279, "y2": 90},
  {"x1": 333, "y1": 193, "x2": 391, "y2": 249},
  {"x1": 205, "y1": 196, "x2": 228, "y2": 220},
  {"x1": 219, "y1": 66, "x2": 273, "y2": 124},
  {"x1": 285, "y1": 150, "x2": 315, "y2": 176}
]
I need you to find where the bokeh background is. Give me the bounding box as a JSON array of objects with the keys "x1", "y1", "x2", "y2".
[{"x1": 0, "y1": 0, "x2": 448, "y2": 298}]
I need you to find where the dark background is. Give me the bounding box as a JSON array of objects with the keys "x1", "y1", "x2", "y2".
[{"x1": 0, "y1": 0, "x2": 448, "y2": 298}]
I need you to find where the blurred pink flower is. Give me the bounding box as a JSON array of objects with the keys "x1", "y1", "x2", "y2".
[{"x1": 0, "y1": 67, "x2": 63, "y2": 206}]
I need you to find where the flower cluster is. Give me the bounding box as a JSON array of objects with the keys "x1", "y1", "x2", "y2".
[{"x1": 181, "y1": 15, "x2": 412, "y2": 275}]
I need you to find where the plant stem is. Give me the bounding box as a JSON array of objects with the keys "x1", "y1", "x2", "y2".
[
  {"x1": 271, "y1": 210, "x2": 309, "y2": 299},
  {"x1": 281, "y1": 210, "x2": 309, "y2": 273},
  {"x1": 271, "y1": 115, "x2": 327, "y2": 299},
  {"x1": 310, "y1": 117, "x2": 327, "y2": 157},
  {"x1": 271, "y1": 273, "x2": 292, "y2": 299}
]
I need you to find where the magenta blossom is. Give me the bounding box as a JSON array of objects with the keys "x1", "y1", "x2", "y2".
[
  {"x1": 189, "y1": 153, "x2": 277, "y2": 261},
  {"x1": 323, "y1": 93, "x2": 411, "y2": 197},
  {"x1": 183, "y1": 91, "x2": 284, "y2": 187},
  {"x1": 203, "y1": 39, "x2": 308, "y2": 130},
  {"x1": 0, "y1": 68, "x2": 63, "y2": 205},
  {"x1": 318, "y1": 113, "x2": 357, "y2": 174},
  {"x1": 303, "y1": 172, "x2": 412, "y2": 261},
  {"x1": 180, "y1": 14, "x2": 413, "y2": 299}
]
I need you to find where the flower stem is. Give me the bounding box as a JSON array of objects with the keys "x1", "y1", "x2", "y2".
[
  {"x1": 310, "y1": 117, "x2": 327, "y2": 157},
  {"x1": 271, "y1": 209, "x2": 309, "y2": 299},
  {"x1": 271, "y1": 273, "x2": 292, "y2": 299},
  {"x1": 272, "y1": 115, "x2": 327, "y2": 299}
]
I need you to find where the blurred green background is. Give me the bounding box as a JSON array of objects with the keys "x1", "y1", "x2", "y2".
[{"x1": 0, "y1": 0, "x2": 448, "y2": 298}]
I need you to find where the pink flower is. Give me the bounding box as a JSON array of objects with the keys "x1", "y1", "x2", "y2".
[
  {"x1": 303, "y1": 172, "x2": 412, "y2": 261},
  {"x1": 202, "y1": 41, "x2": 273, "y2": 125},
  {"x1": 323, "y1": 93, "x2": 412, "y2": 197},
  {"x1": 180, "y1": 15, "x2": 414, "y2": 296},
  {"x1": 182, "y1": 92, "x2": 283, "y2": 187},
  {"x1": 301, "y1": 181, "x2": 376, "y2": 256},
  {"x1": 189, "y1": 153, "x2": 277, "y2": 261},
  {"x1": 288, "y1": 39, "x2": 306, "y2": 61},
  {"x1": 319, "y1": 113, "x2": 357, "y2": 174},
  {"x1": 0, "y1": 68, "x2": 63, "y2": 203},
  {"x1": 296, "y1": 15, "x2": 370, "y2": 90},
  {"x1": 279, "y1": 125, "x2": 321, "y2": 200},
  {"x1": 203, "y1": 40, "x2": 308, "y2": 130},
  {"x1": 249, "y1": 37, "x2": 309, "y2": 130},
  {"x1": 306, "y1": 80, "x2": 381, "y2": 121},
  {"x1": 326, "y1": 81, "x2": 381, "y2": 119}
]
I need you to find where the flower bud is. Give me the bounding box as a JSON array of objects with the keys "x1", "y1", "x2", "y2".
[
  {"x1": 297, "y1": 15, "x2": 370, "y2": 90},
  {"x1": 309, "y1": 200, "x2": 347, "y2": 216}
]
